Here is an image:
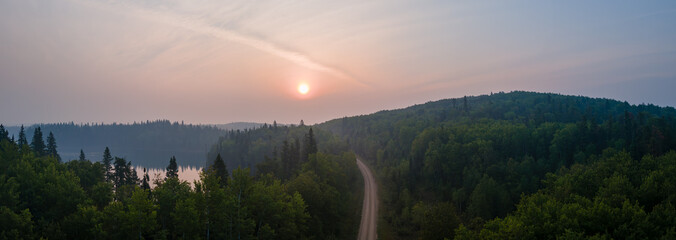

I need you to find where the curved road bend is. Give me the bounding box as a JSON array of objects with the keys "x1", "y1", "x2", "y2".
[{"x1": 356, "y1": 157, "x2": 378, "y2": 240}]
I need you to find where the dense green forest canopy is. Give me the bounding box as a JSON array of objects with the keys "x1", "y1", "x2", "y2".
[
  {"x1": 6, "y1": 120, "x2": 226, "y2": 168},
  {"x1": 0, "y1": 122, "x2": 361, "y2": 239},
  {"x1": 316, "y1": 91, "x2": 676, "y2": 239},
  {"x1": 207, "y1": 123, "x2": 349, "y2": 174}
]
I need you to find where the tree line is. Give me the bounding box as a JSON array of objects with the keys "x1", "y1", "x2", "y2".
[{"x1": 5, "y1": 120, "x2": 226, "y2": 168}]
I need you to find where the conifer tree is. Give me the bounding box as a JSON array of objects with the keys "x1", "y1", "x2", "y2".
[
  {"x1": 79, "y1": 149, "x2": 86, "y2": 161},
  {"x1": 141, "y1": 168, "x2": 151, "y2": 191},
  {"x1": 17, "y1": 125, "x2": 27, "y2": 147},
  {"x1": 211, "y1": 153, "x2": 228, "y2": 186},
  {"x1": 126, "y1": 161, "x2": 139, "y2": 186},
  {"x1": 102, "y1": 147, "x2": 113, "y2": 181},
  {"x1": 166, "y1": 156, "x2": 179, "y2": 179},
  {"x1": 30, "y1": 127, "x2": 46, "y2": 156},
  {"x1": 307, "y1": 128, "x2": 317, "y2": 155},
  {"x1": 113, "y1": 157, "x2": 127, "y2": 189},
  {"x1": 0, "y1": 124, "x2": 9, "y2": 142},
  {"x1": 302, "y1": 128, "x2": 318, "y2": 163},
  {"x1": 46, "y1": 132, "x2": 60, "y2": 162}
]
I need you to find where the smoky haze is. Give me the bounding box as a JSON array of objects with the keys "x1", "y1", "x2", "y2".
[{"x1": 2, "y1": 1, "x2": 676, "y2": 125}]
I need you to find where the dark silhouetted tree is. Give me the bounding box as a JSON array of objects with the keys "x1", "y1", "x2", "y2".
[
  {"x1": 463, "y1": 96, "x2": 469, "y2": 113},
  {"x1": 17, "y1": 125, "x2": 28, "y2": 147},
  {"x1": 113, "y1": 157, "x2": 127, "y2": 189},
  {"x1": 79, "y1": 149, "x2": 86, "y2": 161},
  {"x1": 302, "y1": 128, "x2": 318, "y2": 163},
  {"x1": 0, "y1": 125, "x2": 9, "y2": 142},
  {"x1": 102, "y1": 147, "x2": 113, "y2": 182},
  {"x1": 166, "y1": 156, "x2": 178, "y2": 179},
  {"x1": 46, "y1": 132, "x2": 60, "y2": 162},
  {"x1": 30, "y1": 127, "x2": 46, "y2": 156},
  {"x1": 141, "y1": 168, "x2": 151, "y2": 191},
  {"x1": 211, "y1": 154, "x2": 228, "y2": 186}
]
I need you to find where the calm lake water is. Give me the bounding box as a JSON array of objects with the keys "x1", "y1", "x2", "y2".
[{"x1": 135, "y1": 166, "x2": 203, "y2": 188}]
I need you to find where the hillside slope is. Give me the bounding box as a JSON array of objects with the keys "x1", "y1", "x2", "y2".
[{"x1": 317, "y1": 91, "x2": 676, "y2": 239}]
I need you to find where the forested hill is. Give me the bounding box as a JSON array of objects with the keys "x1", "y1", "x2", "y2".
[
  {"x1": 316, "y1": 91, "x2": 676, "y2": 239},
  {"x1": 6, "y1": 120, "x2": 226, "y2": 168},
  {"x1": 319, "y1": 91, "x2": 676, "y2": 162}
]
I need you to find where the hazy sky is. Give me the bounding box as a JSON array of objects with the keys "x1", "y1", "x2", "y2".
[{"x1": 2, "y1": 1, "x2": 675, "y2": 125}]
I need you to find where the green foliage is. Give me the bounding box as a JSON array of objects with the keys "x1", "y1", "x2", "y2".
[
  {"x1": 0, "y1": 125, "x2": 9, "y2": 143},
  {"x1": 17, "y1": 125, "x2": 28, "y2": 149},
  {"x1": 102, "y1": 147, "x2": 113, "y2": 181},
  {"x1": 0, "y1": 207, "x2": 34, "y2": 239},
  {"x1": 209, "y1": 124, "x2": 348, "y2": 175},
  {"x1": 141, "y1": 168, "x2": 151, "y2": 191},
  {"x1": 62, "y1": 205, "x2": 105, "y2": 239},
  {"x1": 412, "y1": 201, "x2": 461, "y2": 240},
  {"x1": 66, "y1": 158, "x2": 105, "y2": 194},
  {"x1": 460, "y1": 151, "x2": 676, "y2": 239},
  {"x1": 46, "y1": 132, "x2": 59, "y2": 162},
  {"x1": 0, "y1": 124, "x2": 348, "y2": 239},
  {"x1": 112, "y1": 156, "x2": 139, "y2": 196},
  {"x1": 30, "y1": 127, "x2": 46, "y2": 157},
  {"x1": 166, "y1": 155, "x2": 179, "y2": 179},
  {"x1": 316, "y1": 91, "x2": 676, "y2": 238},
  {"x1": 4, "y1": 91, "x2": 674, "y2": 239},
  {"x1": 211, "y1": 154, "x2": 228, "y2": 186},
  {"x1": 154, "y1": 176, "x2": 192, "y2": 237}
]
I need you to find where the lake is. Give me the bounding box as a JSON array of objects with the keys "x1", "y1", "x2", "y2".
[{"x1": 135, "y1": 166, "x2": 203, "y2": 188}]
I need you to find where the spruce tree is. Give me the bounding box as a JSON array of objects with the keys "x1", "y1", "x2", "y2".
[
  {"x1": 17, "y1": 125, "x2": 28, "y2": 147},
  {"x1": 0, "y1": 124, "x2": 9, "y2": 142},
  {"x1": 141, "y1": 168, "x2": 151, "y2": 191},
  {"x1": 30, "y1": 127, "x2": 46, "y2": 156},
  {"x1": 166, "y1": 156, "x2": 179, "y2": 179},
  {"x1": 113, "y1": 157, "x2": 127, "y2": 189},
  {"x1": 126, "y1": 161, "x2": 139, "y2": 186},
  {"x1": 302, "y1": 128, "x2": 318, "y2": 163},
  {"x1": 79, "y1": 149, "x2": 86, "y2": 161},
  {"x1": 46, "y1": 132, "x2": 60, "y2": 162},
  {"x1": 211, "y1": 153, "x2": 228, "y2": 186},
  {"x1": 307, "y1": 128, "x2": 317, "y2": 155},
  {"x1": 102, "y1": 147, "x2": 113, "y2": 181}
]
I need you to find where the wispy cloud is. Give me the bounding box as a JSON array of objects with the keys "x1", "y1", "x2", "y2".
[{"x1": 71, "y1": 0, "x2": 365, "y2": 85}]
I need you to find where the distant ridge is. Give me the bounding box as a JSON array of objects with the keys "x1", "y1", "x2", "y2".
[{"x1": 5, "y1": 120, "x2": 225, "y2": 168}]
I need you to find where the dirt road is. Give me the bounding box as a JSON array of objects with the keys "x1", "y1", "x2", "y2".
[{"x1": 356, "y1": 157, "x2": 377, "y2": 240}]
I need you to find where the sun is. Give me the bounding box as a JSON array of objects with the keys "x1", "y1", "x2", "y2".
[{"x1": 298, "y1": 83, "x2": 310, "y2": 95}]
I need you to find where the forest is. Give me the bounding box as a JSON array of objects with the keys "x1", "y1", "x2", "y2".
[
  {"x1": 0, "y1": 124, "x2": 361, "y2": 239},
  {"x1": 318, "y1": 91, "x2": 676, "y2": 239},
  {"x1": 5, "y1": 120, "x2": 226, "y2": 168},
  {"x1": 3, "y1": 91, "x2": 676, "y2": 239}
]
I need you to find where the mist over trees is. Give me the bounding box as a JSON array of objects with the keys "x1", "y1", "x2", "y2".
[
  {"x1": 207, "y1": 123, "x2": 348, "y2": 174},
  {"x1": 3, "y1": 91, "x2": 676, "y2": 239},
  {"x1": 6, "y1": 120, "x2": 227, "y2": 168},
  {"x1": 318, "y1": 91, "x2": 676, "y2": 239},
  {"x1": 0, "y1": 123, "x2": 361, "y2": 239}
]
